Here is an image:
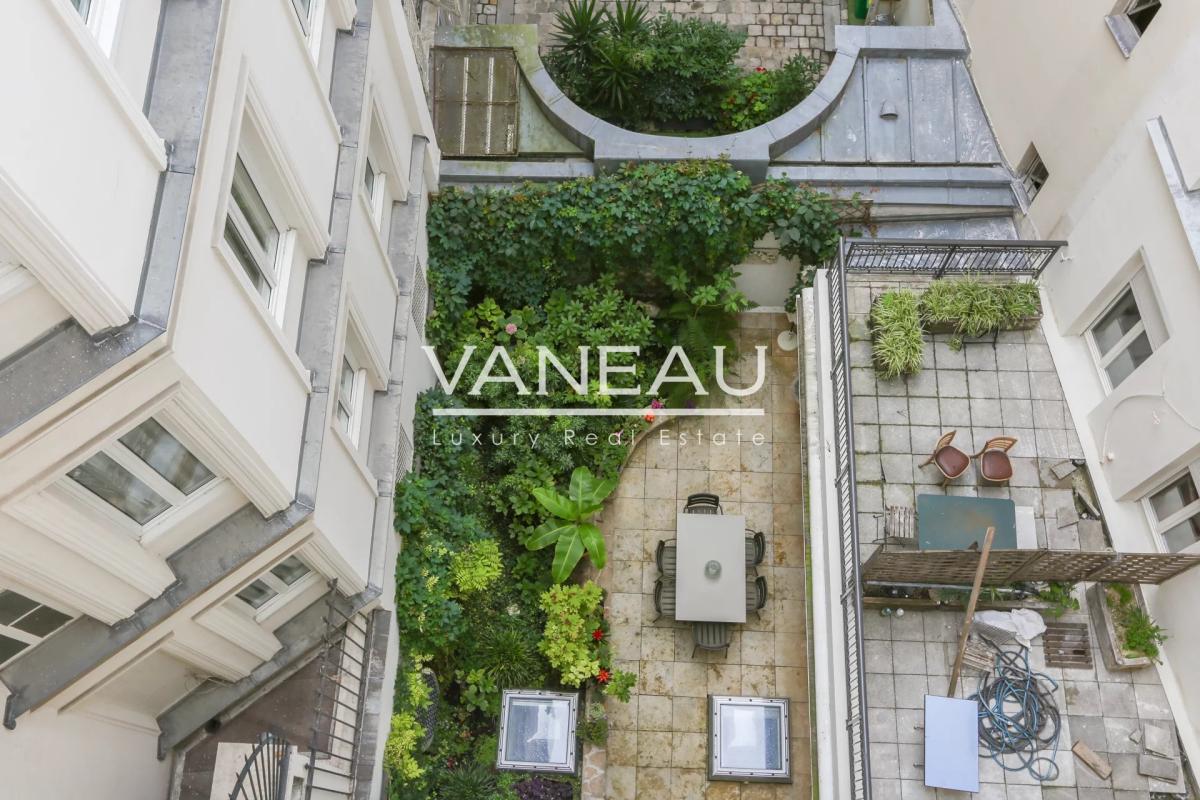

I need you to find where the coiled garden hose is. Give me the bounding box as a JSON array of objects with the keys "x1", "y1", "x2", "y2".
[{"x1": 969, "y1": 644, "x2": 1062, "y2": 783}]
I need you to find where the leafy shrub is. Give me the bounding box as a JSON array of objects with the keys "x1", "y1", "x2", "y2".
[
  {"x1": 579, "y1": 703, "x2": 609, "y2": 744},
  {"x1": 715, "y1": 55, "x2": 823, "y2": 133},
  {"x1": 870, "y1": 290, "x2": 924, "y2": 378},
  {"x1": 1036, "y1": 581, "x2": 1079, "y2": 618},
  {"x1": 538, "y1": 582, "x2": 604, "y2": 686},
  {"x1": 919, "y1": 278, "x2": 1041, "y2": 349},
  {"x1": 427, "y1": 161, "x2": 860, "y2": 332},
  {"x1": 386, "y1": 712, "x2": 426, "y2": 782},
  {"x1": 452, "y1": 539, "x2": 504, "y2": 594},
  {"x1": 546, "y1": 3, "x2": 744, "y2": 128},
  {"x1": 528, "y1": 467, "x2": 617, "y2": 583},
  {"x1": 513, "y1": 776, "x2": 575, "y2": 800}
]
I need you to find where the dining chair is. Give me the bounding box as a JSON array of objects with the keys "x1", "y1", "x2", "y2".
[
  {"x1": 653, "y1": 578, "x2": 676, "y2": 622},
  {"x1": 744, "y1": 530, "x2": 766, "y2": 571},
  {"x1": 974, "y1": 436, "x2": 1018, "y2": 485},
  {"x1": 692, "y1": 621, "x2": 732, "y2": 658},
  {"x1": 918, "y1": 430, "x2": 971, "y2": 486},
  {"x1": 683, "y1": 492, "x2": 722, "y2": 514},
  {"x1": 745, "y1": 576, "x2": 767, "y2": 619},
  {"x1": 655, "y1": 539, "x2": 677, "y2": 579}
]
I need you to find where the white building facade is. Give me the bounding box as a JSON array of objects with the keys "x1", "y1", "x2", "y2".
[
  {"x1": 0, "y1": 1, "x2": 438, "y2": 797},
  {"x1": 959, "y1": 0, "x2": 1200, "y2": 772}
]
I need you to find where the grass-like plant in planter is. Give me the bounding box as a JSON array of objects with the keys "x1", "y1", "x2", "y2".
[
  {"x1": 1087, "y1": 582, "x2": 1168, "y2": 671},
  {"x1": 870, "y1": 289, "x2": 924, "y2": 378},
  {"x1": 919, "y1": 278, "x2": 1042, "y2": 350}
]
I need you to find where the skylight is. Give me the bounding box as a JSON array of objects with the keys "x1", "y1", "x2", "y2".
[
  {"x1": 709, "y1": 696, "x2": 791, "y2": 782},
  {"x1": 496, "y1": 690, "x2": 578, "y2": 774}
]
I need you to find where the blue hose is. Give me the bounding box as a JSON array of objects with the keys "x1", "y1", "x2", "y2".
[{"x1": 969, "y1": 644, "x2": 1062, "y2": 782}]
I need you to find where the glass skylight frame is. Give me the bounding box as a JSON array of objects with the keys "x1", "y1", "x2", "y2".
[
  {"x1": 708, "y1": 695, "x2": 792, "y2": 783},
  {"x1": 496, "y1": 690, "x2": 579, "y2": 774}
]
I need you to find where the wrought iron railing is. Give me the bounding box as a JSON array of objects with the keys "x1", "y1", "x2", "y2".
[{"x1": 824, "y1": 237, "x2": 1064, "y2": 800}]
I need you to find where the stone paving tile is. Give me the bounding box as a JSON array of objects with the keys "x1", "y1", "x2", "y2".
[{"x1": 595, "y1": 313, "x2": 810, "y2": 798}]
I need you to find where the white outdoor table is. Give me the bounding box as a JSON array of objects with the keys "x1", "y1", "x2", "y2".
[{"x1": 674, "y1": 513, "x2": 747, "y2": 623}]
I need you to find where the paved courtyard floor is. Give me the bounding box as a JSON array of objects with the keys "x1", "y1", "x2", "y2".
[
  {"x1": 845, "y1": 276, "x2": 1187, "y2": 799},
  {"x1": 596, "y1": 311, "x2": 812, "y2": 799}
]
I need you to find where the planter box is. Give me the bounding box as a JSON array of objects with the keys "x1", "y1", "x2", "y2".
[{"x1": 1087, "y1": 582, "x2": 1154, "y2": 672}]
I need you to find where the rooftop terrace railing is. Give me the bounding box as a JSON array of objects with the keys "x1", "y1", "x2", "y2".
[{"x1": 824, "y1": 237, "x2": 1065, "y2": 800}]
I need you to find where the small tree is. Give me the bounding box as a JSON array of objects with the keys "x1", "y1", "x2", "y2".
[{"x1": 526, "y1": 467, "x2": 616, "y2": 583}]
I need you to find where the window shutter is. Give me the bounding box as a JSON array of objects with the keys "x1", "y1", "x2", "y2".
[{"x1": 433, "y1": 48, "x2": 520, "y2": 157}]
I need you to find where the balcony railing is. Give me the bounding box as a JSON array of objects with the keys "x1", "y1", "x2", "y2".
[{"x1": 824, "y1": 237, "x2": 1065, "y2": 800}]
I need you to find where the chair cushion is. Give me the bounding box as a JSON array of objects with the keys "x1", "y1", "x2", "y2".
[
  {"x1": 981, "y1": 450, "x2": 1013, "y2": 480},
  {"x1": 935, "y1": 447, "x2": 970, "y2": 476}
]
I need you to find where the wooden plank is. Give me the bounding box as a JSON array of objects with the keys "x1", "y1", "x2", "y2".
[
  {"x1": 947, "y1": 527, "x2": 994, "y2": 697},
  {"x1": 1072, "y1": 741, "x2": 1112, "y2": 780}
]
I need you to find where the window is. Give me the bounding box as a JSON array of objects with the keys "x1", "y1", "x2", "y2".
[
  {"x1": 236, "y1": 556, "x2": 313, "y2": 610},
  {"x1": 66, "y1": 418, "x2": 216, "y2": 525},
  {"x1": 70, "y1": 0, "x2": 92, "y2": 21},
  {"x1": 709, "y1": 696, "x2": 791, "y2": 782},
  {"x1": 1018, "y1": 146, "x2": 1049, "y2": 203},
  {"x1": 497, "y1": 690, "x2": 578, "y2": 774},
  {"x1": 1146, "y1": 468, "x2": 1200, "y2": 552},
  {"x1": 0, "y1": 589, "x2": 72, "y2": 666},
  {"x1": 1088, "y1": 287, "x2": 1153, "y2": 388},
  {"x1": 225, "y1": 156, "x2": 284, "y2": 309},
  {"x1": 1124, "y1": 0, "x2": 1161, "y2": 33},
  {"x1": 336, "y1": 327, "x2": 374, "y2": 446},
  {"x1": 336, "y1": 356, "x2": 359, "y2": 436},
  {"x1": 363, "y1": 156, "x2": 385, "y2": 228}
]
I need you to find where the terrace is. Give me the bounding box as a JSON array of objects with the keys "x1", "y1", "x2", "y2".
[{"x1": 804, "y1": 241, "x2": 1196, "y2": 799}]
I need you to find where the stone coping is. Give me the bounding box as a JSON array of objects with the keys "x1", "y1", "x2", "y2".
[{"x1": 434, "y1": 0, "x2": 967, "y2": 180}]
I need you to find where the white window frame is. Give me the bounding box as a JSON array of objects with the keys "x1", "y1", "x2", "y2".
[
  {"x1": 1143, "y1": 464, "x2": 1200, "y2": 553},
  {"x1": 1017, "y1": 145, "x2": 1049, "y2": 203},
  {"x1": 0, "y1": 585, "x2": 75, "y2": 668},
  {"x1": 708, "y1": 696, "x2": 792, "y2": 783},
  {"x1": 362, "y1": 156, "x2": 386, "y2": 229},
  {"x1": 496, "y1": 690, "x2": 579, "y2": 774},
  {"x1": 61, "y1": 417, "x2": 220, "y2": 535},
  {"x1": 1086, "y1": 285, "x2": 1152, "y2": 391},
  {"x1": 223, "y1": 155, "x2": 292, "y2": 319},
  {"x1": 67, "y1": 0, "x2": 123, "y2": 56},
  {"x1": 335, "y1": 324, "x2": 374, "y2": 446},
  {"x1": 235, "y1": 556, "x2": 321, "y2": 622}
]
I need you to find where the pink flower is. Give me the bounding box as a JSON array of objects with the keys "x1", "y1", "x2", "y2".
[
  {"x1": 650, "y1": 398, "x2": 664, "y2": 409},
  {"x1": 505, "y1": 323, "x2": 518, "y2": 334}
]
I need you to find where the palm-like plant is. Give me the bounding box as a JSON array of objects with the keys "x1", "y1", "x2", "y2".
[
  {"x1": 553, "y1": 0, "x2": 607, "y2": 59},
  {"x1": 526, "y1": 467, "x2": 617, "y2": 583},
  {"x1": 604, "y1": 0, "x2": 649, "y2": 38}
]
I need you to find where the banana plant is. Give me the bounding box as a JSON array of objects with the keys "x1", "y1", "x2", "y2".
[{"x1": 527, "y1": 467, "x2": 617, "y2": 583}]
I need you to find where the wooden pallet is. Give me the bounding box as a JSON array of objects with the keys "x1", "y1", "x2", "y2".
[{"x1": 1044, "y1": 621, "x2": 1092, "y2": 669}]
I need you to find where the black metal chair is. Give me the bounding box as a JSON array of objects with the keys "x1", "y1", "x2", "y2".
[
  {"x1": 683, "y1": 492, "x2": 722, "y2": 514},
  {"x1": 653, "y1": 578, "x2": 676, "y2": 622},
  {"x1": 692, "y1": 621, "x2": 732, "y2": 658},
  {"x1": 745, "y1": 576, "x2": 768, "y2": 619},
  {"x1": 655, "y1": 539, "x2": 677, "y2": 579},
  {"x1": 745, "y1": 530, "x2": 766, "y2": 571}
]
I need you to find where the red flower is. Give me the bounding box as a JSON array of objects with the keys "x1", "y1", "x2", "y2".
[
  {"x1": 755, "y1": 66, "x2": 767, "y2": 73},
  {"x1": 593, "y1": 628, "x2": 604, "y2": 642},
  {"x1": 644, "y1": 413, "x2": 655, "y2": 422},
  {"x1": 597, "y1": 669, "x2": 611, "y2": 683}
]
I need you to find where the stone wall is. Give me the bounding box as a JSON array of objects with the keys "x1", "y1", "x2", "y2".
[{"x1": 474, "y1": 0, "x2": 844, "y2": 69}]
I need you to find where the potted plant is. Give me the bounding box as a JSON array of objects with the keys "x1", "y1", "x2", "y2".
[
  {"x1": 918, "y1": 278, "x2": 1043, "y2": 349},
  {"x1": 1087, "y1": 582, "x2": 1167, "y2": 671}
]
